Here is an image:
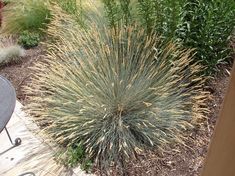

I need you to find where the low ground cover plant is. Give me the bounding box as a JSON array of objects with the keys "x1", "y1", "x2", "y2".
[
  {"x1": 18, "y1": 31, "x2": 40, "y2": 49},
  {"x1": 25, "y1": 9, "x2": 208, "y2": 173},
  {"x1": 56, "y1": 143, "x2": 93, "y2": 172}
]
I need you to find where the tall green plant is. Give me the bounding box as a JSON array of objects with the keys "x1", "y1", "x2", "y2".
[
  {"x1": 102, "y1": 0, "x2": 185, "y2": 37},
  {"x1": 136, "y1": 0, "x2": 156, "y2": 33},
  {"x1": 56, "y1": 0, "x2": 77, "y2": 15},
  {"x1": 102, "y1": 0, "x2": 235, "y2": 75},
  {"x1": 102, "y1": 0, "x2": 121, "y2": 27},
  {"x1": 55, "y1": 0, "x2": 86, "y2": 26},
  {"x1": 25, "y1": 9, "x2": 207, "y2": 172},
  {"x1": 136, "y1": 0, "x2": 184, "y2": 38},
  {"x1": 177, "y1": 0, "x2": 235, "y2": 74},
  {"x1": 119, "y1": 0, "x2": 132, "y2": 25}
]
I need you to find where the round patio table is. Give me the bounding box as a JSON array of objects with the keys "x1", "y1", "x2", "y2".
[
  {"x1": 0, "y1": 75, "x2": 16, "y2": 132},
  {"x1": 0, "y1": 75, "x2": 21, "y2": 152}
]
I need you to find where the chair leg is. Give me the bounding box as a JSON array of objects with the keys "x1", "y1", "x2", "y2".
[
  {"x1": 5, "y1": 127, "x2": 22, "y2": 146},
  {"x1": 0, "y1": 128, "x2": 22, "y2": 155}
]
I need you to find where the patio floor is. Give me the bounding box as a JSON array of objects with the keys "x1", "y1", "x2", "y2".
[{"x1": 0, "y1": 100, "x2": 93, "y2": 176}]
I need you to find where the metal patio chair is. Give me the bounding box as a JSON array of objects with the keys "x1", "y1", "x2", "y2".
[{"x1": 0, "y1": 75, "x2": 21, "y2": 155}]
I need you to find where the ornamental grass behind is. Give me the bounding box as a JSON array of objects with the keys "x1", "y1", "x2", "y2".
[{"x1": 1, "y1": 0, "x2": 51, "y2": 34}]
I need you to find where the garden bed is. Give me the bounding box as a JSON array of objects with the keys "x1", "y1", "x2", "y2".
[
  {"x1": 0, "y1": 44, "x2": 232, "y2": 175},
  {"x1": 0, "y1": 0, "x2": 234, "y2": 174},
  {"x1": 0, "y1": 46, "x2": 43, "y2": 103},
  {"x1": 125, "y1": 67, "x2": 231, "y2": 176}
]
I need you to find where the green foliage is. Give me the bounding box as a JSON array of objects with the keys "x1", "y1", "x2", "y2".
[
  {"x1": 101, "y1": 0, "x2": 235, "y2": 75},
  {"x1": 55, "y1": 0, "x2": 84, "y2": 25},
  {"x1": 177, "y1": 0, "x2": 235, "y2": 74},
  {"x1": 56, "y1": 0, "x2": 78, "y2": 15},
  {"x1": 102, "y1": 0, "x2": 137, "y2": 28},
  {"x1": 119, "y1": 0, "x2": 131, "y2": 25},
  {"x1": 18, "y1": 31, "x2": 40, "y2": 49},
  {"x1": 102, "y1": 0, "x2": 121, "y2": 27},
  {"x1": 25, "y1": 11, "x2": 207, "y2": 172},
  {"x1": 52, "y1": 0, "x2": 105, "y2": 29},
  {"x1": 1, "y1": 0, "x2": 51, "y2": 34},
  {"x1": 102, "y1": 0, "x2": 185, "y2": 38},
  {"x1": 136, "y1": 0, "x2": 156, "y2": 33},
  {"x1": 81, "y1": 159, "x2": 93, "y2": 172},
  {"x1": 66, "y1": 145, "x2": 85, "y2": 167},
  {"x1": 56, "y1": 144, "x2": 93, "y2": 172}
]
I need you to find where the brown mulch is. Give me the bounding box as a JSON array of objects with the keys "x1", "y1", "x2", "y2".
[
  {"x1": 124, "y1": 65, "x2": 232, "y2": 176},
  {"x1": 0, "y1": 46, "x2": 43, "y2": 104},
  {"x1": 94, "y1": 65, "x2": 232, "y2": 176},
  {"x1": 0, "y1": 44, "x2": 232, "y2": 175}
]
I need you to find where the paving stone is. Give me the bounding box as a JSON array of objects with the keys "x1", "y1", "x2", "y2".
[{"x1": 0, "y1": 101, "x2": 94, "y2": 176}]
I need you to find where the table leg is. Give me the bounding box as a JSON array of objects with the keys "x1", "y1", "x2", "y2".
[{"x1": 5, "y1": 127, "x2": 22, "y2": 146}]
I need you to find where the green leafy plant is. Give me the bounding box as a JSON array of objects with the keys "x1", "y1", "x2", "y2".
[
  {"x1": 55, "y1": 0, "x2": 84, "y2": 25},
  {"x1": 1, "y1": 0, "x2": 51, "y2": 34},
  {"x1": 66, "y1": 145, "x2": 85, "y2": 167},
  {"x1": 102, "y1": 0, "x2": 235, "y2": 75},
  {"x1": 102, "y1": 0, "x2": 185, "y2": 37},
  {"x1": 102, "y1": 0, "x2": 122, "y2": 28},
  {"x1": 81, "y1": 159, "x2": 93, "y2": 172},
  {"x1": 54, "y1": 0, "x2": 105, "y2": 28},
  {"x1": 177, "y1": 0, "x2": 235, "y2": 74},
  {"x1": 18, "y1": 31, "x2": 40, "y2": 49},
  {"x1": 57, "y1": 144, "x2": 92, "y2": 172},
  {"x1": 101, "y1": 0, "x2": 137, "y2": 28},
  {"x1": 24, "y1": 11, "x2": 208, "y2": 173},
  {"x1": 56, "y1": 0, "x2": 78, "y2": 15}
]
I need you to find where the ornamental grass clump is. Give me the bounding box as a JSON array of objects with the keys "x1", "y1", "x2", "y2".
[
  {"x1": 24, "y1": 10, "x2": 208, "y2": 172},
  {"x1": 1, "y1": 0, "x2": 51, "y2": 34},
  {"x1": 0, "y1": 36, "x2": 25, "y2": 65}
]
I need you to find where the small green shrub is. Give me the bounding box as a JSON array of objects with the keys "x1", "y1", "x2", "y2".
[
  {"x1": 18, "y1": 31, "x2": 40, "y2": 49},
  {"x1": 25, "y1": 11, "x2": 208, "y2": 173},
  {"x1": 66, "y1": 145, "x2": 85, "y2": 167},
  {"x1": 56, "y1": 144, "x2": 93, "y2": 172},
  {"x1": 1, "y1": 0, "x2": 51, "y2": 34},
  {"x1": 81, "y1": 159, "x2": 93, "y2": 172}
]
